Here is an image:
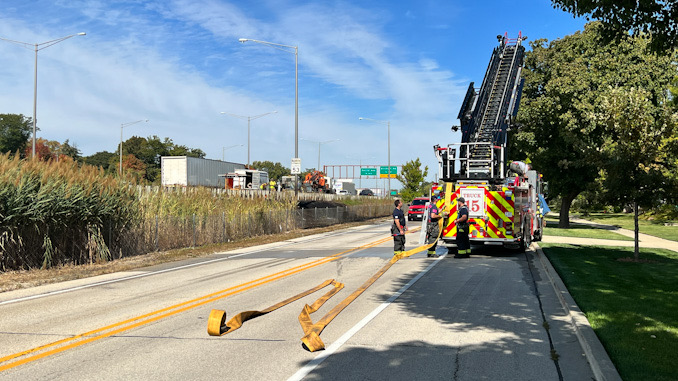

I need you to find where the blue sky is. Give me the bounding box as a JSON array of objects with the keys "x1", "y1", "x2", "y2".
[{"x1": 0, "y1": 0, "x2": 586, "y2": 189}]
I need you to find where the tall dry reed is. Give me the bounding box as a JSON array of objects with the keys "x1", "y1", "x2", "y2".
[{"x1": 0, "y1": 154, "x2": 139, "y2": 270}]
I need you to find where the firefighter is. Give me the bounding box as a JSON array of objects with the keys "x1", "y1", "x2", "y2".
[
  {"x1": 426, "y1": 193, "x2": 443, "y2": 257},
  {"x1": 391, "y1": 199, "x2": 407, "y2": 255},
  {"x1": 454, "y1": 197, "x2": 470, "y2": 258}
]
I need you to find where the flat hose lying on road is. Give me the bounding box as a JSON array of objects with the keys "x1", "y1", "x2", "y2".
[
  {"x1": 207, "y1": 279, "x2": 344, "y2": 336},
  {"x1": 207, "y1": 220, "x2": 443, "y2": 351}
]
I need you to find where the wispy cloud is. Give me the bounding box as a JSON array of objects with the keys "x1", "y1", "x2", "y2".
[{"x1": 0, "y1": 0, "x2": 467, "y2": 183}]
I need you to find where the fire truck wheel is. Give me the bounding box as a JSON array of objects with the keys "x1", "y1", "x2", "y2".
[
  {"x1": 523, "y1": 219, "x2": 532, "y2": 249},
  {"x1": 533, "y1": 229, "x2": 542, "y2": 242},
  {"x1": 447, "y1": 247, "x2": 458, "y2": 255}
]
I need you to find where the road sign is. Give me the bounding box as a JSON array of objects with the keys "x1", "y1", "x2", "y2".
[
  {"x1": 379, "y1": 166, "x2": 397, "y2": 175},
  {"x1": 379, "y1": 173, "x2": 397, "y2": 178},
  {"x1": 360, "y1": 168, "x2": 377, "y2": 176},
  {"x1": 291, "y1": 158, "x2": 301, "y2": 175}
]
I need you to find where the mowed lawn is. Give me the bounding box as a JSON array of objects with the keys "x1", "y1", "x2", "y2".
[{"x1": 541, "y1": 243, "x2": 678, "y2": 381}]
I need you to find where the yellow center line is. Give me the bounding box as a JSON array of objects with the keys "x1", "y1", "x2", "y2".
[{"x1": 0, "y1": 231, "x2": 399, "y2": 372}]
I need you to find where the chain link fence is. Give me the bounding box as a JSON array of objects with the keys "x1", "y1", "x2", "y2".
[{"x1": 106, "y1": 203, "x2": 392, "y2": 259}]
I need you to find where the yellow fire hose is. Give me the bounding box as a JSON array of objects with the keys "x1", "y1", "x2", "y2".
[
  {"x1": 208, "y1": 219, "x2": 444, "y2": 351},
  {"x1": 207, "y1": 279, "x2": 344, "y2": 336}
]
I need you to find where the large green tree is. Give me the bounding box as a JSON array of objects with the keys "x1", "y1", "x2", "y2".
[
  {"x1": 252, "y1": 160, "x2": 291, "y2": 182},
  {"x1": 60, "y1": 139, "x2": 81, "y2": 160},
  {"x1": 596, "y1": 87, "x2": 678, "y2": 259},
  {"x1": 395, "y1": 158, "x2": 428, "y2": 202},
  {"x1": 117, "y1": 135, "x2": 205, "y2": 183},
  {"x1": 552, "y1": 0, "x2": 678, "y2": 52},
  {"x1": 83, "y1": 151, "x2": 116, "y2": 171},
  {"x1": 513, "y1": 22, "x2": 676, "y2": 227},
  {"x1": 0, "y1": 114, "x2": 32, "y2": 156}
]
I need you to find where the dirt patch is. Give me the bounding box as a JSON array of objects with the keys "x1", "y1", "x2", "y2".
[
  {"x1": 297, "y1": 200, "x2": 345, "y2": 209},
  {"x1": 0, "y1": 217, "x2": 389, "y2": 294}
]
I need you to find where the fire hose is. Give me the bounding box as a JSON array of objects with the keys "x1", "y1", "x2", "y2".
[{"x1": 207, "y1": 219, "x2": 444, "y2": 352}]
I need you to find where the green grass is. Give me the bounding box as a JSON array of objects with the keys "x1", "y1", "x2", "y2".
[
  {"x1": 541, "y1": 243, "x2": 678, "y2": 381},
  {"x1": 580, "y1": 213, "x2": 678, "y2": 242},
  {"x1": 543, "y1": 220, "x2": 634, "y2": 241}
]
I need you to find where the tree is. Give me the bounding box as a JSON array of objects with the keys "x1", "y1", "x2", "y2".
[
  {"x1": 252, "y1": 160, "x2": 291, "y2": 182},
  {"x1": 60, "y1": 139, "x2": 81, "y2": 160},
  {"x1": 120, "y1": 154, "x2": 146, "y2": 181},
  {"x1": 595, "y1": 87, "x2": 678, "y2": 260},
  {"x1": 395, "y1": 158, "x2": 428, "y2": 202},
  {"x1": 83, "y1": 151, "x2": 116, "y2": 171},
  {"x1": 25, "y1": 138, "x2": 53, "y2": 161},
  {"x1": 551, "y1": 0, "x2": 678, "y2": 52},
  {"x1": 0, "y1": 114, "x2": 32, "y2": 156},
  {"x1": 118, "y1": 135, "x2": 206, "y2": 183},
  {"x1": 513, "y1": 22, "x2": 676, "y2": 227}
]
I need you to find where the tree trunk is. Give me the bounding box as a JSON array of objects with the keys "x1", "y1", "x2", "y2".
[
  {"x1": 634, "y1": 201, "x2": 640, "y2": 261},
  {"x1": 559, "y1": 192, "x2": 577, "y2": 228}
]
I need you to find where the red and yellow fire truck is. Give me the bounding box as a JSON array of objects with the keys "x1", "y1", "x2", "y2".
[{"x1": 433, "y1": 33, "x2": 548, "y2": 253}]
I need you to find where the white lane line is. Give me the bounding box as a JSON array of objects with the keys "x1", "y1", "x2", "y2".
[
  {"x1": 287, "y1": 253, "x2": 446, "y2": 381},
  {"x1": 0, "y1": 224, "x2": 388, "y2": 307}
]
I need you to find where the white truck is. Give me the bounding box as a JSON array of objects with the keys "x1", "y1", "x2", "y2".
[
  {"x1": 226, "y1": 169, "x2": 269, "y2": 189},
  {"x1": 333, "y1": 180, "x2": 356, "y2": 195}
]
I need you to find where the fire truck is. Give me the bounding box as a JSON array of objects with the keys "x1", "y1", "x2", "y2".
[{"x1": 433, "y1": 32, "x2": 548, "y2": 253}]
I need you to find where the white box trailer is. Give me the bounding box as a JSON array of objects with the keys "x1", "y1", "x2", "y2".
[
  {"x1": 333, "y1": 179, "x2": 356, "y2": 195},
  {"x1": 161, "y1": 156, "x2": 245, "y2": 188},
  {"x1": 227, "y1": 169, "x2": 270, "y2": 189}
]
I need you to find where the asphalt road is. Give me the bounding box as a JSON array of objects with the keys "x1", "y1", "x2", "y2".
[{"x1": 0, "y1": 221, "x2": 595, "y2": 380}]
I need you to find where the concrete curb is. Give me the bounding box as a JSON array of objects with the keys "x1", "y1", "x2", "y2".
[{"x1": 533, "y1": 243, "x2": 623, "y2": 381}]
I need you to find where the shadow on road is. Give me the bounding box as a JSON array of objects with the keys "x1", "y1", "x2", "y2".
[{"x1": 300, "y1": 247, "x2": 564, "y2": 380}]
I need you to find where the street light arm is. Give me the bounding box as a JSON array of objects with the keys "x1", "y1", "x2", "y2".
[
  {"x1": 249, "y1": 110, "x2": 278, "y2": 120},
  {"x1": 358, "y1": 117, "x2": 388, "y2": 126},
  {"x1": 0, "y1": 36, "x2": 34, "y2": 49},
  {"x1": 37, "y1": 33, "x2": 86, "y2": 51},
  {"x1": 239, "y1": 38, "x2": 297, "y2": 54},
  {"x1": 121, "y1": 119, "x2": 149, "y2": 129},
  {"x1": 220, "y1": 111, "x2": 277, "y2": 121}
]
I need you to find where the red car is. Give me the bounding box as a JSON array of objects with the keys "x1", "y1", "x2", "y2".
[{"x1": 407, "y1": 197, "x2": 430, "y2": 221}]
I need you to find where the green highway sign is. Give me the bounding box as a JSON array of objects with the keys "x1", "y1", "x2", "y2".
[
  {"x1": 379, "y1": 166, "x2": 397, "y2": 175},
  {"x1": 360, "y1": 168, "x2": 377, "y2": 176}
]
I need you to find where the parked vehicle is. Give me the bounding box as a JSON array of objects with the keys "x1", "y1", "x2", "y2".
[
  {"x1": 407, "y1": 197, "x2": 430, "y2": 221},
  {"x1": 433, "y1": 33, "x2": 548, "y2": 253}
]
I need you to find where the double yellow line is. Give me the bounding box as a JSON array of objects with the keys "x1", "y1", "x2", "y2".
[{"x1": 0, "y1": 233, "x2": 397, "y2": 372}]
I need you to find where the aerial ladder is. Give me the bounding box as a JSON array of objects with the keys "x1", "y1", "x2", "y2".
[{"x1": 433, "y1": 33, "x2": 548, "y2": 252}]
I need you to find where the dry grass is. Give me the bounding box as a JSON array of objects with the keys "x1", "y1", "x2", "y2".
[{"x1": 0, "y1": 217, "x2": 389, "y2": 293}]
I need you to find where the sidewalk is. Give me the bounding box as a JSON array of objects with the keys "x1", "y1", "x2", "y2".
[{"x1": 541, "y1": 217, "x2": 678, "y2": 253}]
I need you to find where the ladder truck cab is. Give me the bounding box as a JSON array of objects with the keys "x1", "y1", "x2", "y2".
[{"x1": 433, "y1": 32, "x2": 548, "y2": 253}]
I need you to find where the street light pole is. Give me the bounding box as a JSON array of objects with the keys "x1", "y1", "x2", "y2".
[
  {"x1": 0, "y1": 32, "x2": 86, "y2": 159},
  {"x1": 222, "y1": 144, "x2": 243, "y2": 161},
  {"x1": 301, "y1": 138, "x2": 339, "y2": 171},
  {"x1": 119, "y1": 119, "x2": 148, "y2": 175},
  {"x1": 359, "y1": 117, "x2": 391, "y2": 196},
  {"x1": 220, "y1": 111, "x2": 276, "y2": 166},
  {"x1": 239, "y1": 38, "x2": 298, "y2": 195}
]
